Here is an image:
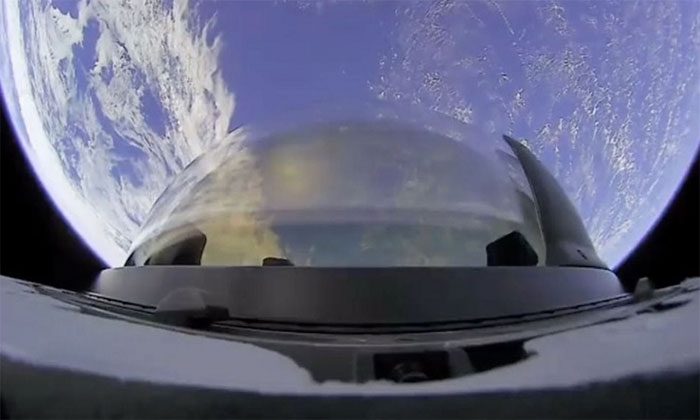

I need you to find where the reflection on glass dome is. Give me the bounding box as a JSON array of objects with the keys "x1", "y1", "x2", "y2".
[{"x1": 127, "y1": 111, "x2": 545, "y2": 267}]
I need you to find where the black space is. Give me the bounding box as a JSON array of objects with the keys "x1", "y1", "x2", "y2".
[
  {"x1": 0, "y1": 101, "x2": 697, "y2": 292},
  {"x1": 1, "y1": 100, "x2": 106, "y2": 290}
]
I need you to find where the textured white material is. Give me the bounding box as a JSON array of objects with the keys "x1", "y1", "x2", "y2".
[{"x1": 1, "y1": 277, "x2": 698, "y2": 395}]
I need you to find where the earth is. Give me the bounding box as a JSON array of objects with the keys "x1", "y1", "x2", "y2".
[{"x1": 1, "y1": 0, "x2": 698, "y2": 268}]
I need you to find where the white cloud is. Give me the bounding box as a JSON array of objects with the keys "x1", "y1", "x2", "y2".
[
  {"x1": 3, "y1": 0, "x2": 239, "y2": 266},
  {"x1": 372, "y1": 1, "x2": 700, "y2": 267}
]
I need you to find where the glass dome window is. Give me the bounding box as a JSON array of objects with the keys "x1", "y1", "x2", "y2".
[{"x1": 126, "y1": 114, "x2": 546, "y2": 268}]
